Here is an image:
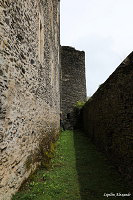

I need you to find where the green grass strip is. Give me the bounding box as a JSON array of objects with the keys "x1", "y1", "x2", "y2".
[{"x1": 12, "y1": 130, "x2": 129, "y2": 200}]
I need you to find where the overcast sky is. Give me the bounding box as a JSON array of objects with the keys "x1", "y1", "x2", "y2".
[{"x1": 60, "y1": 0, "x2": 133, "y2": 96}]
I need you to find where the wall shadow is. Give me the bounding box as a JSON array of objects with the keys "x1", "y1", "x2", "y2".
[{"x1": 73, "y1": 130, "x2": 130, "y2": 200}]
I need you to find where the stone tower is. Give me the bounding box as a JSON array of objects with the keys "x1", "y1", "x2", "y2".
[{"x1": 61, "y1": 46, "x2": 86, "y2": 128}]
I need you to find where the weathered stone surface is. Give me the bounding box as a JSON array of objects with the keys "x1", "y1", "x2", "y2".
[
  {"x1": 0, "y1": 0, "x2": 60, "y2": 199},
  {"x1": 61, "y1": 46, "x2": 87, "y2": 129},
  {"x1": 83, "y1": 52, "x2": 133, "y2": 183}
]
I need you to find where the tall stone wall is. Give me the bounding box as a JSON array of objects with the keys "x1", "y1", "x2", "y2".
[
  {"x1": 83, "y1": 52, "x2": 133, "y2": 183},
  {"x1": 61, "y1": 46, "x2": 86, "y2": 128},
  {"x1": 0, "y1": 0, "x2": 60, "y2": 199}
]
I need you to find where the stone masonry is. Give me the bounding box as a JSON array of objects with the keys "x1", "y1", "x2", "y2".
[
  {"x1": 61, "y1": 46, "x2": 87, "y2": 129},
  {"x1": 0, "y1": 0, "x2": 60, "y2": 199},
  {"x1": 1, "y1": 0, "x2": 132, "y2": 198},
  {"x1": 83, "y1": 52, "x2": 133, "y2": 183}
]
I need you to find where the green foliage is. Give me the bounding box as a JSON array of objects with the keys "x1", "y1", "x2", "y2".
[
  {"x1": 74, "y1": 101, "x2": 86, "y2": 108},
  {"x1": 42, "y1": 142, "x2": 56, "y2": 169}
]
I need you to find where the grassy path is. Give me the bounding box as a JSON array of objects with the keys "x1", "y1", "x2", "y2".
[{"x1": 12, "y1": 131, "x2": 130, "y2": 200}]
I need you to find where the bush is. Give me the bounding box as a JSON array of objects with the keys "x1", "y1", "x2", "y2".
[{"x1": 74, "y1": 101, "x2": 86, "y2": 109}]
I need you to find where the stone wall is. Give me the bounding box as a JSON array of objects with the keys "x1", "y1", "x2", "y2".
[
  {"x1": 0, "y1": 0, "x2": 60, "y2": 199},
  {"x1": 61, "y1": 46, "x2": 86, "y2": 129},
  {"x1": 83, "y1": 52, "x2": 133, "y2": 183}
]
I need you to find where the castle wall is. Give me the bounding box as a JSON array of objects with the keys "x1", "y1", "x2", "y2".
[
  {"x1": 83, "y1": 52, "x2": 133, "y2": 183},
  {"x1": 61, "y1": 46, "x2": 86, "y2": 128},
  {"x1": 0, "y1": 0, "x2": 60, "y2": 199}
]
